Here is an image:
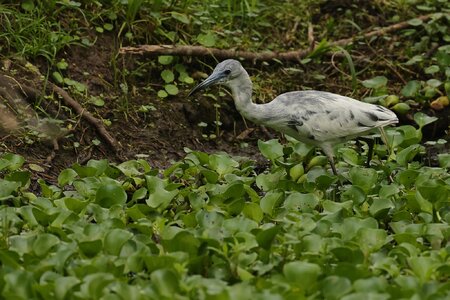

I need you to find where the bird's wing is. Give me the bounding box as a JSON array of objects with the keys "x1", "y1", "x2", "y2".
[{"x1": 272, "y1": 91, "x2": 398, "y2": 143}]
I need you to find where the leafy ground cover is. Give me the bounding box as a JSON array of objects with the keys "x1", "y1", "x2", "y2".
[
  {"x1": 0, "y1": 125, "x2": 449, "y2": 299},
  {"x1": 0, "y1": 0, "x2": 450, "y2": 299}
]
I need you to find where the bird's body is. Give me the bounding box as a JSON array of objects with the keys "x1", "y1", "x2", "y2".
[{"x1": 189, "y1": 59, "x2": 398, "y2": 174}]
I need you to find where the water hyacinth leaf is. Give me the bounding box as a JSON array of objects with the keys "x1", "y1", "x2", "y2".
[
  {"x1": 58, "y1": 168, "x2": 78, "y2": 186},
  {"x1": 401, "y1": 80, "x2": 421, "y2": 97},
  {"x1": 78, "y1": 240, "x2": 103, "y2": 258},
  {"x1": 438, "y1": 153, "x2": 450, "y2": 168},
  {"x1": 54, "y1": 277, "x2": 80, "y2": 300},
  {"x1": 258, "y1": 139, "x2": 284, "y2": 160},
  {"x1": 408, "y1": 256, "x2": 439, "y2": 282},
  {"x1": 0, "y1": 179, "x2": 21, "y2": 198},
  {"x1": 349, "y1": 167, "x2": 377, "y2": 193},
  {"x1": 5, "y1": 171, "x2": 30, "y2": 187},
  {"x1": 104, "y1": 229, "x2": 133, "y2": 256},
  {"x1": 255, "y1": 170, "x2": 284, "y2": 191},
  {"x1": 2, "y1": 270, "x2": 35, "y2": 299},
  {"x1": 151, "y1": 269, "x2": 180, "y2": 297},
  {"x1": 260, "y1": 191, "x2": 283, "y2": 216},
  {"x1": 162, "y1": 231, "x2": 200, "y2": 256},
  {"x1": 414, "y1": 112, "x2": 438, "y2": 129},
  {"x1": 1, "y1": 153, "x2": 25, "y2": 171},
  {"x1": 369, "y1": 198, "x2": 394, "y2": 218},
  {"x1": 283, "y1": 261, "x2": 321, "y2": 291},
  {"x1": 340, "y1": 185, "x2": 366, "y2": 204},
  {"x1": 242, "y1": 202, "x2": 263, "y2": 222},
  {"x1": 95, "y1": 181, "x2": 127, "y2": 208},
  {"x1": 32, "y1": 233, "x2": 59, "y2": 257},
  {"x1": 396, "y1": 144, "x2": 422, "y2": 166},
  {"x1": 356, "y1": 228, "x2": 387, "y2": 256},
  {"x1": 321, "y1": 276, "x2": 352, "y2": 300},
  {"x1": 256, "y1": 225, "x2": 281, "y2": 250},
  {"x1": 339, "y1": 147, "x2": 359, "y2": 166},
  {"x1": 362, "y1": 76, "x2": 387, "y2": 89},
  {"x1": 196, "y1": 210, "x2": 223, "y2": 228},
  {"x1": 284, "y1": 192, "x2": 318, "y2": 212},
  {"x1": 396, "y1": 169, "x2": 419, "y2": 188},
  {"x1": 209, "y1": 153, "x2": 239, "y2": 176},
  {"x1": 146, "y1": 176, "x2": 178, "y2": 210}
]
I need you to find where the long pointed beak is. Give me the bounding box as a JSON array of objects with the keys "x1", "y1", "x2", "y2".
[{"x1": 188, "y1": 72, "x2": 224, "y2": 96}]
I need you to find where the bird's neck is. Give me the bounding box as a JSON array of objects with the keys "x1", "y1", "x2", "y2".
[{"x1": 228, "y1": 74, "x2": 263, "y2": 123}]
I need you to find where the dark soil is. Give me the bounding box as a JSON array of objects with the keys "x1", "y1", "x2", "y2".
[{"x1": 0, "y1": 33, "x2": 448, "y2": 184}]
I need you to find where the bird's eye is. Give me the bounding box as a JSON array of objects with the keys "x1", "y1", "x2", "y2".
[{"x1": 224, "y1": 70, "x2": 231, "y2": 75}]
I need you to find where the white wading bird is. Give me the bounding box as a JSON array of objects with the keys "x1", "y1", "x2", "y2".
[{"x1": 189, "y1": 59, "x2": 398, "y2": 175}]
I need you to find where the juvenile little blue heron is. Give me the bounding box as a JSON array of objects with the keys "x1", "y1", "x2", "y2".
[{"x1": 189, "y1": 59, "x2": 398, "y2": 175}]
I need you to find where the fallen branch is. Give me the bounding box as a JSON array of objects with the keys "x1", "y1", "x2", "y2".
[
  {"x1": 119, "y1": 14, "x2": 435, "y2": 61},
  {"x1": 50, "y1": 83, "x2": 120, "y2": 152},
  {"x1": 15, "y1": 61, "x2": 121, "y2": 153}
]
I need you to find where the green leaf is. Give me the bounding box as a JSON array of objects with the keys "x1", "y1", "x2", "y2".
[
  {"x1": 438, "y1": 153, "x2": 450, "y2": 168},
  {"x1": 260, "y1": 191, "x2": 283, "y2": 216},
  {"x1": 104, "y1": 229, "x2": 133, "y2": 256},
  {"x1": 52, "y1": 71, "x2": 64, "y2": 84},
  {"x1": 158, "y1": 55, "x2": 173, "y2": 65},
  {"x1": 258, "y1": 139, "x2": 284, "y2": 160},
  {"x1": 401, "y1": 80, "x2": 421, "y2": 97},
  {"x1": 78, "y1": 240, "x2": 103, "y2": 258},
  {"x1": 32, "y1": 233, "x2": 59, "y2": 257},
  {"x1": 161, "y1": 69, "x2": 174, "y2": 83},
  {"x1": 396, "y1": 144, "x2": 422, "y2": 166},
  {"x1": 157, "y1": 90, "x2": 168, "y2": 98},
  {"x1": 321, "y1": 276, "x2": 352, "y2": 300},
  {"x1": 256, "y1": 225, "x2": 281, "y2": 250},
  {"x1": 349, "y1": 167, "x2": 377, "y2": 193},
  {"x1": 284, "y1": 192, "x2": 318, "y2": 212},
  {"x1": 0, "y1": 179, "x2": 21, "y2": 198},
  {"x1": 151, "y1": 269, "x2": 180, "y2": 297},
  {"x1": 413, "y1": 112, "x2": 438, "y2": 129},
  {"x1": 165, "y1": 84, "x2": 179, "y2": 95},
  {"x1": 95, "y1": 181, "x2": 127, "y2": 208},
  {"x1": 362, "y1": 76, "x2": 388, "y2": 89},
  {"x1": 424, "y1": 65, "x2": 440, "y2": 74},
  {"x1": 21, "y1": 0, "x2": 35, "y2": 11},
  {"x1": 369, "y1": 198, "x2": 394, "y2": 218},
  {"x1": 1, "y1": 153, "x2": 25, "y2": 171},
  {"x1": 209, "y1": 153, "x2": 239, "y2": 176},
  {"x1": 356, "y1": 228, "x2": 387, "y2": 256},
  {"x1": 283, "y1": 261, "x2": 321, "y2": 291},
  {"x1": 146, "y1": 176, "x2": 178, "y2": 210},
  {"x1": 58, "y1": 168, "x2": 78, "y2": 186},
  {"x1": 407, "y1": 18, "x2": 423, "y2": 26},
  {"x1": 170, "y1": 12, "x2": 190, "y2": 24},
  {"x1": 408, "y1": 257, "x2": 439, "y2": 282},
  {"x1": 197, "y1": 31, "x2": 216, "y2": 47}
]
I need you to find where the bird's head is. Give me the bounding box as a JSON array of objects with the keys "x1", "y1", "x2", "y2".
[{"x1": 188, "y1": 59, "x2": 243, "y2": 96}]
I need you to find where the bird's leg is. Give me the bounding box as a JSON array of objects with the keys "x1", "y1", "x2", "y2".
[
  {"x1": 329, "y1": 155, "x2": 338, "y2": 176},
  {"x1": 357, "y1": 137, "x2": 375, "y2": 167},
  {"x1": 379, "y1": 127, "x2": 393, "y2": 158},
  {"x1": 321, "y1": 144, "x2": 338, "y2": 176}
]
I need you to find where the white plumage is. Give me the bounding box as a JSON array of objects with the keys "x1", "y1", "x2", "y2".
[{"x1": 189, "y1": 59, "x2": 398, "y2": 174}]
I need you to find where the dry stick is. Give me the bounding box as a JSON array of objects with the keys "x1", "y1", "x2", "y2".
[
  {"x1": 50, "y1": 83, "x2": 120, "y2": 152},
  {"x1": 119, "y1": 14, "x2": 436, "y2": 61}
]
